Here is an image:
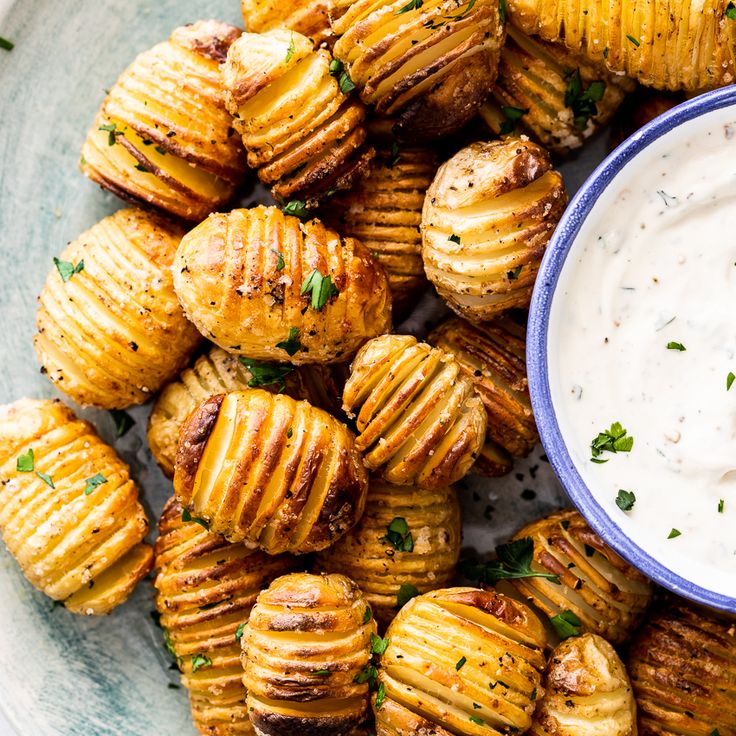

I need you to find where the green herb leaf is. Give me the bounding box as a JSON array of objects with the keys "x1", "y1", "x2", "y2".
[
  {"x1": 455, "y1": 656, "x2": 467, "y2": 670},
  {"x1": 282, "y1": 200, "x2": 311, "y2": 219},
  {"x1": 550, "y1": 610, "x2": 582, "y2": 639},
  {"x1": 84, "y1": 473, "x2": 108, "y2": 496},
  {"x1": 590, "y1": 421, "x2": 634, "y2": 461},
  {"x1": 271, "y1": 248, "x2": 286, "y2": 271},
  {"x1": 163, "y1": 629, "x2": 177, "y2": 659},
  {"x1": 16, "y1": 448, "x2": 34, "y2": 472},
  {"x1": 0, "y1": 36, "x2": 14, "y2": 51},
  {"x1": 191, "y1": 653, "x2": 212, "y2": 672},
  {"x1": 711, "y1": 729, "x2": 721, "y2": 736},
  {"x1": 363, "y1": 606, "x2": 372, "y2": 624},
  {"x1": 285, "y1": 33, "x2": 295, "y2": 63},
  {"x1": 530, "y1": 687, "x2": 537, "y2": 702},
  {"x1": 727, "y1": 2, "x2": 736, "y2": 19},
  {"x1": 389, "y1": 140, "x2": 401, "y2": 168},
  {"x1": 313, "y1": 669, "x2": 331, "y2": 676},
  {"x1": 286, "y1": 427, "x2": 293, "y2": 439},
  {"x1": 375, "y1": 681, "x2": 386, "y2": 710},
  {"x1": 498, "y1": 0, "x2": 506, "y2": 23},
  {"x1": 718, "y1": 499, "x2": 725, "y2": 513},
  {"x1": 667, "y1": 341, "x2": 686, "y2": 351},
  {"x1": 276, "y1": 326, "x2": 303, "y2": 356},
  {"x1": 99, "y1": 122, "x2": 118, "y2": 146},
  {"x1": 458, "y1": 537, "x2": 560, "y2": 585},
  {"x1": 396, "y1": 583, "x2": 420, "y2": 608},
  {"x1": 507, "y1": 265, "x2": 523, "y2": 280},
  {"x1": 499, "y1": 105, "x2": 528, "y2": 135},
  {"x1": 134, "y1": 163, "x2": 150, "y2": 172},
  {"x1": 36, "y1": 471, "x2": 55, "y2": 488},
  {"x1": 564, "y1": 69, "x2": 607, "y2": 130},
  {"x1": 338, "y1": 69, "x2": 356, "y2": 94},
  {"x1": 615, "y1": 489, "x2": 636, "y2": 512},
  {"x1": 667, "y1": 528, "x2": 681, "y2": 539},
  {"x1": 370, "y1": 633, "x2": 389, "y2": 655},
  {"x1": 181, "y1": 508, "x2": 210, "y2": 530},
  {"x1": 300, "y1": 269, "x2": 340, "y2": 311},
  {"x1": 239, "y1": 357, "x2": 295, "y2": 392},
  {"x1": 353, "y1": 663, "x2": 378, "y2": 687},
  {"x1": 469, "y1": 715, "x2": 485, "y2": 725},
  {"x1": 627, "y1": 34, "x2": 641, "y2": 47},
  {"x1": 603, "y1": 46, "x2": 609, "y2": 58},
  {"x1": 235, "y1": 622, "x2": 246, "y2": 642},
  {"x1": 381, "y1": 517, "x2": 414, "y2": 552},
  {"x1": 727, "y1": 372, "x2": 735, "y2": 391},
  {"x1": 396, "y1": 0, "x2": 423, "y2": 13},
  {"x1": 54, "y1": 257, "x2": 85, "y2": 283},
  {"x1": 109, "y1": 409, "x2": 135, "y2": 438},
  {"x1": 329, "y1": 59, "x2": 344, "y2": 77}
]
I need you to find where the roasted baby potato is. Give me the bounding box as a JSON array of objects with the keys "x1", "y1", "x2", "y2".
[
  {"x1": 429, "y1": 315, "x2": 537, "y2": 477},
  {"x1": 375, "y1": 587, "x2": 547, "y2": 734},
  {"x1": 174, "y1": 390, "x2": 368, "y2": 554},
  {"x1": 506, "y1": 0, "x2": 736, "y2": 92},
  {"x1": 154, "y1": 497, "x2": 297, "y2": 736},
  {"x1": 329, "y1": 0, "x2": 506, "y2": 141},
  {"x1": 35, "y1": 208, "x2": 200, "y2": 410},
  {"x1": 316, "y1": 480, "x2": 461, "y2": 629},
  {"x1": 172, "y1": 206, "x2": 392, "y2": 364},
  {"x1": 148, "y1": 345, "x2": 343, "y2": 477},
  {"x1": 241, "y1": 572, "x2": 377, "y2": 736},
  {"x1": 422, "y1": 139, "x2": 567, "y2": 322},
  {"x1": 325, "y1": 144, "x2": 436, "y2": 313},
  {"x1": 529, "y1": 633, "x2": 637, "y2": 736},
  {"x1": 0, "y1": 398, "x2": 152, "y2": 614},
  {"x1": 510, "y1": 509, "x2": 652, "y2": 645},
  {"x1": 222, "y1": 30, "x2": 373, "y2": 203},
  {"x1": 81, "y1": 21, "x2": 247, "y2": 221},
  {"x1": 480, "y1": 25, "x2": 635, "y2": 155},
  {"x1": 241, "y1": 0, "x2": 334, "y2": 47},
  {"x1": 342, "y1": 334, "x2": 486, "y2": 489},
  {"x1": 628, "y1": 600, "x2": 736, "y2": 736}
]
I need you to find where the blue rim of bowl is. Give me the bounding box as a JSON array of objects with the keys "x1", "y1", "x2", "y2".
[{"x1": 527, "y1": 84, "x2": 736, "y2": 613}]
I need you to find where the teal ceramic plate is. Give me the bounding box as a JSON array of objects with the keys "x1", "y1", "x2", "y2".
[{"x1": 0, "y1": 2, "x2": 595, "y2": 733}]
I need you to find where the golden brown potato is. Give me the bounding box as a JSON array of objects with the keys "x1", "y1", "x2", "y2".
[
  {"x1": 172, "y1": 206, "x2": 392, "y2": 364},
  {"x1": 174, "y1": 390, "x2": 368, "y2": 554},
  {"x1": 325, "y1": 145, "x2": 436, "y2": 312},
  {"x1": 375, "y1": 587, "x2": 548, "y2": 734},
  {"x1": 222, "y1": 30, "x2": 373, "y2": 203},
  {"x1": 148, "y1": 345, "x2": 343, "y2": 478},
  {"x1": 429, "y1": 315, "x2": 537, "y2": 477},
  {"x1": 480, "y1": 25, "x2": 635, "y2": 155},
  {"x1": 422, "y1": 139, "x2": 567, "y2": 323},
  {"x1": 628, "y1": 600, "x2": 736, "y2": 736},
  {"x1": 329, "y1": 0, "x2": 506, "y2": 141},
  {"x1": 529, "y1": 633, "x2": 637, "y2": 736},
  {"x1": 0, "y1": 398, "x2": 151, "y2": 614},
  {"x1": 81, "y1": 21, "x2": 247, "y2": 221},
  {"x1": 506, "y1": 0, "x2": 736, "y2": 92},
  {"x1": 241, "y1": 0, "x2": 334, "y2": 47},
  {"x1": 316, "y1": 480, "x2": 461, "y2": 629},
  {"x1": 510, "y1": 509, "x2": 652, "y2": 645},
  {"x1": 154, "y1": 497, "x2": 298, "y2": 736},
  {"x1": 241, "y1": 572, "x2": 377, "y2": 736},
  {"x1": 342, "y1": 334, "x2": 486, "y2": 489},
  {"x1": 34, "y1": 208, "x2": 201, "y2": 410}
]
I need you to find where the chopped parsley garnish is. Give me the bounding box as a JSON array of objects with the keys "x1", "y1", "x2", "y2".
[
  {"x1": 603, "y1": 46, "x2": 609, "y2": 58},
  {"x1": 328, "y1": 58, "x2": 356, "y2": 94},
  {"x1": 711, "y1": 729, "x2": 722, "y2": 736},
  {"x1": 54, "y1": 257, "x2": 85, "y2": 282},
  {"x1": 667, "y1": 528, "x2": 681, "y2": 539},
  {"x1": 329, "y1": 59, "x2": 344, "y2": 77},
  {"x1": 382, "y1": 517, "x2": 414, "y2": 552},
  {"x1": 313, "y1": 669, "x2": 331, "y2": 676},
  {"x1": 564, "y1": 70, "x2": 606, "y2": 130},
  {"x1": 455, "y1": 656, "x2": 467, "y2": 670},
  {"x1": 530, "y1": 688, "x2": 537, "y2": 702},
  {"x1": 590, "y1": 421, "x2": 634, "y2": 462},
  {"x1": 667, "y1": 341, "x2": 686, "y2": 351},
  {"x1": 448, "y1": 234, "x2": 461, "y2": 245},
  {"x1": 550, "y1": 610, "x2": 582, "y2": 639},
  {"x1": 354, "y1": 663, "x2": 378, "y2": 687},
  {"x1": 0, "y1": 36, "x2": 14, "y2": 51},
  {"x1": 285, "y1": 34, "x2": 295, "y2": 63},
  {"x1": 727, "y1": 2, "x2": 736, "y2": 19},
  {"x1": 370, "y1": 633, "x2": 389, "y2": 655},
  {"x1": 627, "y1": 34, "x2": 641, "y2": 47},
  {"x1": 389, "y1": 140, "x2": 401, "y2": 168},
  {"x1": 36, "y1": 472, "x2": 55, "y2": 488},
  {"x1": 282, "y1": 200, "x2": 311, "y2": 219},
  {"x1": 728, "y1": 372, "x2": 735, "y2": 391},
  {"x1": 363, "y1": 606, "x2": 372, "y2": 624},
  {"x1": 500, "y1": 105, "x2": 527, "y2": 135},
  {"x1": 616, "y1": 489, "x2": 636, "y2": 512},
  {"x1": 271, "y1": 248, "x2": 285, "y2": 271},
  {"x1": 235, "y1": 622, "x2": 246, "y2": 642},
  {"x1": 301, "y1": 269, "x2": 339, "y2": 311},
  {"x1": 163, "y1": 629, "x2": 177, "y2": 659},
  {"x1": 424, "y1": 0, "x2": 477, "y2": 28},
  {"x1": 239, "y1": 357, "x2": 295, "y2": 392},
  {"x1": 375, "y1": 681, "x2": 386, "y2": 710},
  {"x1": 109, "y1": 409, "x2": 135, "y2": 438},
  {"x1": 286, "y1": 427, "x2": 293, "y2": 439},
  {"x1": 498, "y1": 0, "x2": 506, "y2": 23},
  {"x1": 458, "y1": 537, "x2": 560, "y2": 585},
  {"x1": 718, "y1": 499, "x2": 725, "y2": 513},
  {"x1": 98, "y1": 122, "x2": 118, "y2": 146},
  {"x1": 276, "y1": 327, "x2": 302, "y2": 356},
  {"x1": 84, "y1": 473, "x2": 108, "y2": 496},
  {"x1": 469, "y1": 715, "x2": 485, "y2": 725},
  {"x1": 396, "y1": 583, "x2": 420, "y2": 608},
  {"x1": 396, "y1": 0, "x2": 423, "y2": 13},
  {"x1": 507, "y1": 265, "x2": 523, "y2": 280},
  {"x1": 190, "y1": 653, "x2": 212, "y2": 672},
  {"x1": 134, "y1": 163, "x2": 150, "y2": 172},
  {"x1": 16, "y1": 448, "x2": 34, "y2": 472},
  {"x1": 181, "y1": 508, "x2": 210, "y2": 530}
]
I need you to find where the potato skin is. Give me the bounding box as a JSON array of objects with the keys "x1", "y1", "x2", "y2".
[
  {"x1": 148, "y1": 345, "x2": 343, "y2": 478},
  {"x1": 241, "y1": 0, "x2": 334, "y2": 47},
  {"x1": 0, "y1": 398, "x2": 151, "y2": 614},
  {"x1": 316, "y1": 480, "x2": 461, "y2": 629},
  {"x1": 375, "y1": 587, "x2": 548, "y2": 735},
  {"x1": 222, "y1": 30, "x2": 373, "y2": 204},
  {"x1": 429, "y1": 315, "x2": 537, "y2": 477},
  {"x1": 329, "y1": 0, "x2": 506, "y2": 141},
  {"x1": 627, "y1": 600, "x2": 736, "y2": 736},
  {"x1": 422, "y1": 139, "x2": 567, "y2": 322},
  {"x1": 241, "y1": 572, "x2": 377, "y2": 736},
  {"x1": 81, "y1": 21, "x2": 246, "y2": 221},
  {"x1": 529, "y1": 633, "x2": 637, "y2": 736},
  {"x1": 506, "y1": 0, "x2": 736, "y2": 92},
  {"x1": 172, "y1": 206, "x2": 392, "y2": 364},
  {"x1": 342, "y1": 334, "x2": 487, "y2": 489},
  {"x1": 34, "y1": 207, "x2": 201, "y2": 409},
  {"x1": 174, "y1": 390, "x2": 369, "y2": 554},
  {"x1": 154, "y1": 497, "x2": 297, "y2": 736},
  {"x1": 510, "y1": 509, "x2": 652, "y2": 645}
]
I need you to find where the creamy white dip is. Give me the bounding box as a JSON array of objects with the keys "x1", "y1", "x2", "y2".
[{"x1": 549, "y1": 105, "x2": 736, "y2": 599}]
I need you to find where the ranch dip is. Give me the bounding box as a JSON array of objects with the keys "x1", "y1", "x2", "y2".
[{"x1": 549, "y1": 105, "x2": 736, "y2": 600}]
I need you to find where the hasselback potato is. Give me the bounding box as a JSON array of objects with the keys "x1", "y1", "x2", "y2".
[
  {"x1": 154, "y1": 497, "x2": 297, "y2": 736},
  {"x1": 174, "y1": 390, "x2": 368, "y2": 554},
  {"x1": 329, "y1": 0, "x2": 506, "y2": 140},
  {"x1": 510, "y1": 509, "x2": 652, "y2": 645},
  {"x1": 610, "y1": 89, "x2": 684, "y2": 150},
  {"x1": 480, "y1": 25, "x2": 635, "y2": 154},
  {"x1": 172, "y1": 206, "x2": 391, "y2": 364},
  {"x1": 529, "y1": 633, "x2": 637, "y2": 736},
  {"x1": 222, "y1": 30, "x2": 373, "y2": 203},
  {"x1": 81, "y1": 21, "x2": 247, "y2": 221},
  {"x1": 422, "y1": 139, "x2": 567, "y2": 323},
  {"x1": 375, "y1": 587, "x2": 547, "y2": 734},
  {"x1": 241, "y1": 0, "x2": 334, "y2": 47},
  {"x1": 316, "y1": 480, "x2": 461, "y2": 629},
  {"x1": 241, "y1": 572, "x2": 377, "y2": 736},
  {"x1": 429, "y1": 315, "x2": 537, "y2": 477},
  {"x1": 506, "y1": 0, "x2": 736, "y2": 92},
  {"x1": 628, "y1": 600, "x2": 736, "y2": 736},
  {"x1": 325, "y1": 144, "x2": 436, "y2": 312},
  {"x1": 0, "y1": 398, "x2": 151, "y2": 614},
  {"x1": 342, "y1": 334, "x2": 486, "y2": 489},
  {"x1": 148, "y1": 345, "x2": 343, "y2": 478},
  {"x1": 34, "y1": 207, "x2": 201, "y2": 410}
]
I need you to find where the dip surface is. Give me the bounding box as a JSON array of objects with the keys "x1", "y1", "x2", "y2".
[{"x1": 549, "y1": 106, "x2": 736, "y2": 599}]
